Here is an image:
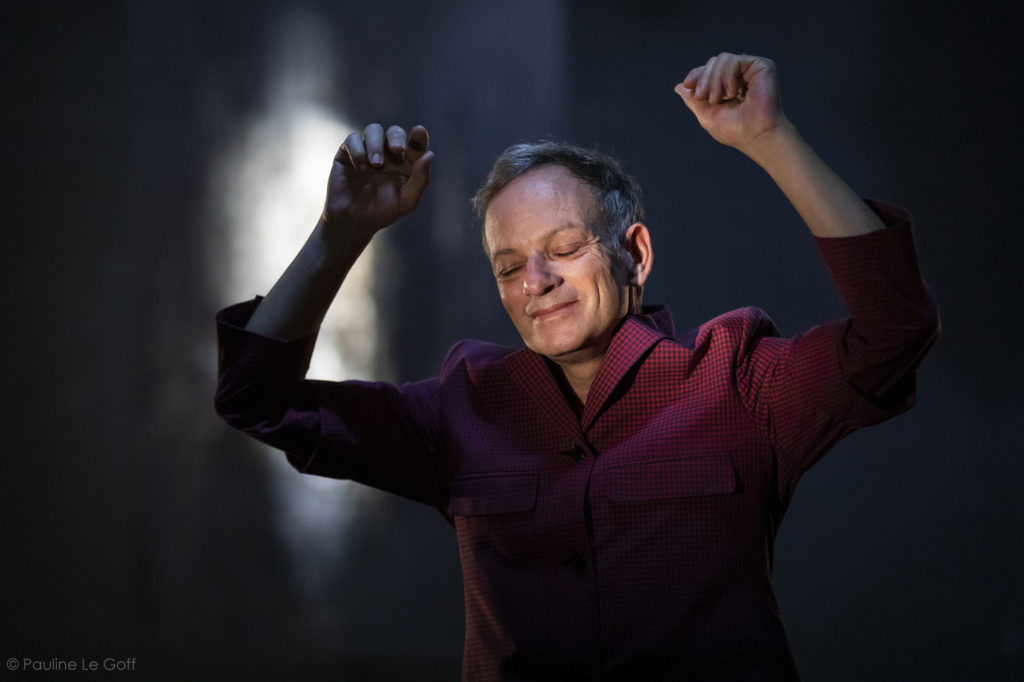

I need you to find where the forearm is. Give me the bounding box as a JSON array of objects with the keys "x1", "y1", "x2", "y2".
[
  {"x1": 742, "y1": 120, "x2": 885, "y2": 238},
  {"x1": 243, "y1": 219, "x2": 371, "y2": 341},
  {"x1": 815, "y1": 208, "x2": 940, "y2": 398}
]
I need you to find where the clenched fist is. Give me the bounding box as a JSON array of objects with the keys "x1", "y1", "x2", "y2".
[{"x1": 675, "y1": 53, "x2": 788, "y2": 153}]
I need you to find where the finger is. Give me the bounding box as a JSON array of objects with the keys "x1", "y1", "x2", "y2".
[
  {"x1": 405, "y1": 125, "x2": 430, "y2": 163},
  {"x1": 401, "y1": 150, "x2": 433, "y2": 211},
  {"x1": 696, "y1": 55, "x2": 716, "y2": 99},
  {"x1": 340, "y1": 131, "x2": 366, "y2": 168},
  {"x1": 385, "y1": 125, "x2": 407, "y2": 159},
  {"x1": 675, "y1": 84, "x2": 705, "y2": 117},
  {"x1": 720, "y1": 56, "x2": 740, "y2": 101},
  {"x1": 363, "y1": 123, "x2": 385, "y2": 167},
  {"x1": 708, "y1": 52, "x2": 733, "y2": 105},
  {"x1": 681, "y1": 66, "x2": 702, "y2": 90},
  {"x1": 333, "y1": 141, "x2": 353, "y2": 168},
  {"x1": 725, "y1": 53, "x2": 752, "y2": 100},
  {"x1": 743, "y1": 55, "x2": 775, "y2": 95},
  {"x1": 737, "y1": 53, "x2": 764, "y2": 80}
]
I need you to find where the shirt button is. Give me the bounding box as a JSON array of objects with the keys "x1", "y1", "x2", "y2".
[
  {"x1": 564, "y1": 444, "x2": 587, "y2": 461},
  {"x1": 566, "y1": 552, "x2": 587, "y2": 573}
]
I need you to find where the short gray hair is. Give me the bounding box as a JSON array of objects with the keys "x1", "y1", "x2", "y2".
[{"x1": 473, "y1": 141, "x2": 644, "y2": 245}]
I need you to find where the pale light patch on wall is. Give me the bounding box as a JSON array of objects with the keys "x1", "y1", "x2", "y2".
[{"x1": 209, "y1": 6, "x2": 377, "y2": 596}]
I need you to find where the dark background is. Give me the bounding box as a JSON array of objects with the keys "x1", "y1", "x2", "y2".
[{"x1": 3, "y1": 1, "x2": 1022, "y2": 680}]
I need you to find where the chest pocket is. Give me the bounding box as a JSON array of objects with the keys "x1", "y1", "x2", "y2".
[
  {"x1": 447, "y1": 472, "x2": 538, "y2": 517},
  {"x1": 607, "y1": 454, "x2": 737, "y2": 501}
]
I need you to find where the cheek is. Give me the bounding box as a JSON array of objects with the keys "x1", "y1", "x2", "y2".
[
  {"x1": 596, "y1": 271, "x2": 628, "y2": 316},
  {"x1": 496, "y1": 281, "x2": 523, "y2": 314},
  {"x1": 603, "y1": 251, "x2": 632, "y2": 289}
]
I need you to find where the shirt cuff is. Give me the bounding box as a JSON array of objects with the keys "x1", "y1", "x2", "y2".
[
  {"x1": 813, "y1": 199, "x2": 929, "y2": 325},
  {"x1": 215, "y1": 298, "x2": 321, "y2": 407}
]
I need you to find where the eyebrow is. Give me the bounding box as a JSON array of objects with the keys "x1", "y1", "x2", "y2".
[{"x1": 489, "y1": 223, "x2": 591, "y2": 262}]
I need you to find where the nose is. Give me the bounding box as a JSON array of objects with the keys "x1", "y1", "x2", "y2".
[{"x1": 523, "y1": 253, "x2": 561, "y2": 296}]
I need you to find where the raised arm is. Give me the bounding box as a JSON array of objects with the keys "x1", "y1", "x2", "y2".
[
  {"x1": 676, "y1": 53, "x2": 939, "y2": 493},
  {"x1": 245, "y1": 123, "x2": 434, "y2": 340},
  {"x1": 675, "y1": 52, "x2": 883, "y2": 238},
  {"x1": 215, "y1": 123, "x2": 444, "y2": 505}
]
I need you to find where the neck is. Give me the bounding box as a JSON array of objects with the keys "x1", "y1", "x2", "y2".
[
  {"x1": 544, "y1": 317, "x2": 628, "y2": 415},
  {"x1": 550, "y1": 354, "x2": 604, "y2": 416}
]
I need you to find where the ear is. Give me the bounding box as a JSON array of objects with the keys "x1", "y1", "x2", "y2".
[{"x1": 621, "y1": 222, "x2": 653, "y2": 286}]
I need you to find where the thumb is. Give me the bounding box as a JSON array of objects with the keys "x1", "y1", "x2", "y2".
[{"x1": 403, "y1": 150, "x2": 434, "y2": 208}]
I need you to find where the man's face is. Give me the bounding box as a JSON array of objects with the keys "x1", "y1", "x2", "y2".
[{"x1": 484, "y1": 165, "x2": 631, "y2": 365}]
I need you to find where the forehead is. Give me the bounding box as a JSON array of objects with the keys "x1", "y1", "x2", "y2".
[{"x1": 483, "y1": 165, "x2": 599, "y2": 254}]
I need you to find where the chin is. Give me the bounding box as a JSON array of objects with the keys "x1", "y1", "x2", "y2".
[{"x1": 531, "y1": 336, "x2": 593, "y2": 361}]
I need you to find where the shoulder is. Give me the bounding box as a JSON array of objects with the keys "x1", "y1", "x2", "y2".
[
  {"x1": 439, "y1": 338, "x2": 518, "y2": 379},
  {"x1": 674, "y1": 306, "x2": 782, "y2": 350}
]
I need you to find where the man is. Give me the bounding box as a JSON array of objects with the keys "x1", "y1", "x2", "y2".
[{"x1": 215, "y1": 53, "x2": 939, "y2": 680}]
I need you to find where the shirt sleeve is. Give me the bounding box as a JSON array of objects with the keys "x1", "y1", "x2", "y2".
[
  {"x1": 214, "y1": 298, "x2": 446, "y2": 508},
  {"x1": 734, "y1": 200, "x2": 940, "y2": 503}
]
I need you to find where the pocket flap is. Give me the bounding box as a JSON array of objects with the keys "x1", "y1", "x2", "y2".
[
  {"x1": 448, "y1": 473, "x2": 538, "y2": 516},
  {"x1": 607, "y1": 455, "x2": 736, "y2": 501}
]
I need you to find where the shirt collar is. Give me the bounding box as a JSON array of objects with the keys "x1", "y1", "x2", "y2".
[
  {"x1": 632, "y1": 304, "x2": 676, "y2": 338},
  {"x1": 505, "y1": 305, "x2": 675, "y2": 435},
  {"x1": 579, "y1": 305, "x2": 673, "y2": 429}
]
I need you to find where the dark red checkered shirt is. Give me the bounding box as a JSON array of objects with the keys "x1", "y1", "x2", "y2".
[{"x1": 215, "y1": 201, "x2": 939, "y2": 681}]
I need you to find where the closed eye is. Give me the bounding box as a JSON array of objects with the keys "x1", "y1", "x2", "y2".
[{"x1": 497, "y1": 265, "x2": 523, "y2": 278}]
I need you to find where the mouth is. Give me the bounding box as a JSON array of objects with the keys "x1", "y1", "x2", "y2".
[{"x1": 529, "y1": 300, "x2": 577, "y2": 320}]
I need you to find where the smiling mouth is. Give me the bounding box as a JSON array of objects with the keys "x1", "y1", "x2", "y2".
[{"x1": 530, "y1": 301, "x2": 576, "y2": 320}]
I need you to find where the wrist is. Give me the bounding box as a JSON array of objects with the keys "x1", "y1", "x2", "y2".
[
  {"x1": 312, "y1": 217, "x2": 374, "y2": 271},
  {"x1": 738, "y1": 118, "x2": 801, "y2": 168}
]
